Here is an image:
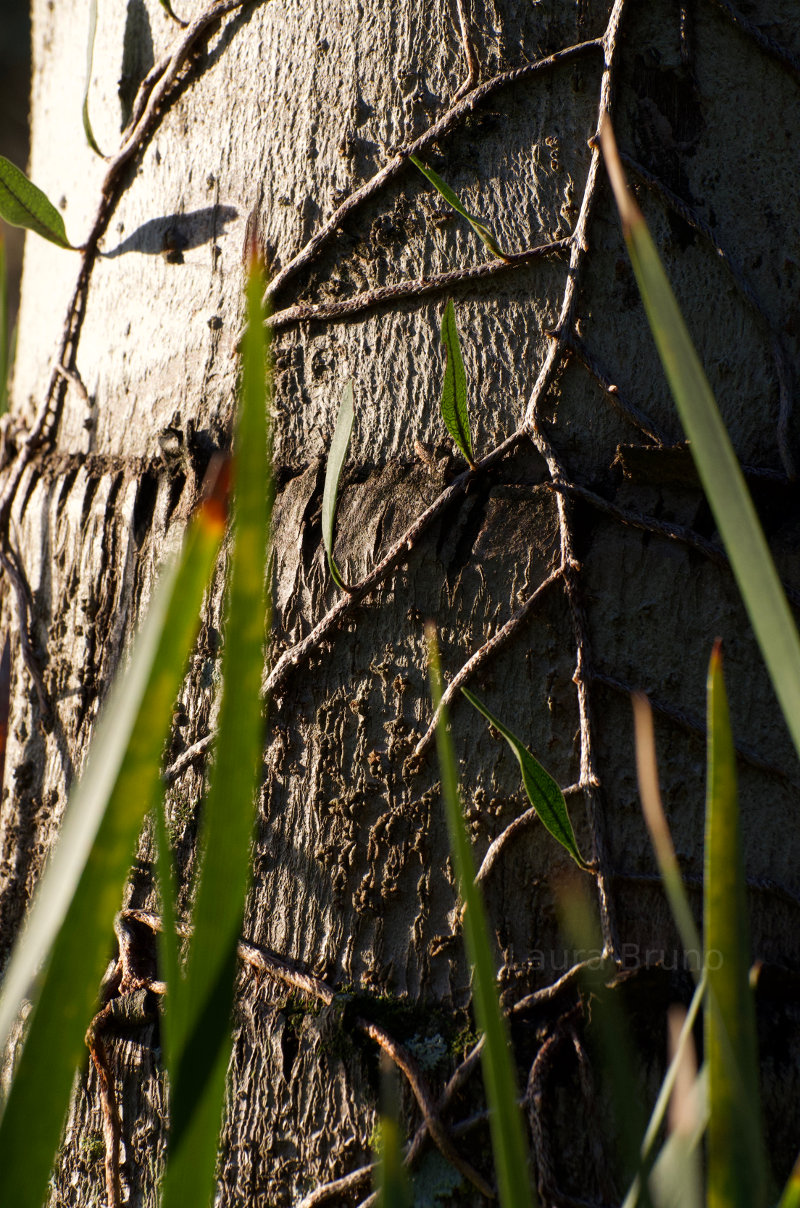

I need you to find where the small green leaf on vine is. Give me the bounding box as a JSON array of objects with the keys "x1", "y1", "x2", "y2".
[
  {"x1": 82, "y1": 0, "x2": 105, "y2": 158},
  {"x1": 462, "y1": 687, "x2": 588, "y2": 869},
  {"x1": 410, "y1": 155, "x2": 508, "y2": 260},
  {"x1": 440, "y1": 300, "x2": 474, "y2": 467},
  {"x1": 322, "y1": 380, "x2": 354, "y2": 592},
  {"x1": 0, "y1": 157, "x2": 75, "y2": 249}
]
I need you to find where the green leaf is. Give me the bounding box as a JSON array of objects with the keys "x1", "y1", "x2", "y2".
[
  {"x1": 158, "y1": 0, "x2": 186, "y2": 23},
  {"x1": 410, "y1": 155, "x2": 507, "y2": 259},
  {"x1": 82, "y1": 0, "x2": 105, "y2": 158},
  {"x1": 439, "y1": 300, "x2": 474, "y2": 466},
  {"x1": 153, "y1": 796, "x2": 181, "y2": 1079},
  {"x1": 161, "y1": 254, "x2": 271, "y2": 1208},
  {"x1": 321, "y1": 380, "x2": 354, "y2": 592},
  {"x1": 646, "y1": 1065, "x2": 708, "y2": 1208},
  {"x1": 428, "y1": 630, "x2": 535, "y2": 1208},
  {"x1": 0, "y1": 498, "x2": 224, "y2": 1208},
  {"x1": 462, "y1": 687, "x2": 587, "y2": 868},
  {"x1": 600, "y1": 120, "x2": 800, "y2": 771},
  {"x1": 0, "y1": 155, "x2": 75, "y2": 249},
  {"x1": 704, "y1": 642, "x2": 767, "y2": 1208}
]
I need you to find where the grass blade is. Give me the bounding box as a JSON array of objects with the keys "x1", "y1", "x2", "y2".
[
  {"x1": 374, "y1": 1052, "x2": 412, "y2": 1208},
  {"x1": 647, "y1": 1065, "x2": 708, "y2": 1208},
  {"x1": 440, "y1": 300, "x2": 475, "y2": 466},
  {"x1": 704, "y1": 641, "x2": 767, "y2": 1208},
  {"x1": 152, "y1": 796, "x2": 181, "y2": 1079},
  {"x1": 428, "y1": 629, "x2": 535, "y2": 1208},
  {"x1": 631, "y1": 692, "x2": 702, "y2": 972},
  {"x1": 0, "y1": 156, "x2": 75, "y2": 249},
  {"x1": 0, "y1": 494, "x2": 225, "y2": 1208},
  {"x1": 410, "y1": 156, "x2": 508, "y2": 259},
  {"x1": 161, "y1": 253, "x2": 271, "y2": 1208},
  {"x1": 462, "y1": 687, "x2": 587, "y2": 868},
  {"x1": 600, "y1": 117, "x2": 800, "y2": 769},
  {"x1": 321, "y1": 379, "x2": 354, "y2": 592},
  {"x1": 82, "y1": 0, "x2": 105, "y2": 158},
  {"x1": 622, "y1": 975, "x2": 706, "y2": 1208},
  {"x1": 777, "y1": 1152, "x2": 800, "y2": 1208}
]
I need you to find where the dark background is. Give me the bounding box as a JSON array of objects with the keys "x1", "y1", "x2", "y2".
[{"x1": 1, "y1": 0, "x2": 32, "y2": 338}]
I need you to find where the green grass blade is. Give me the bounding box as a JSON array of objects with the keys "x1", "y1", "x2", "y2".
[
  {"x1": 600, "y1": 119, "x2": 800, "y2": 769},
  {"x1": 410, "y1": 155, "x2": 507, "y2": 259},
  {"x1": 153, "y1": 797, "x2": 181, "y2": 1079},
  {"x1": 439, "y1": 300, "x2": 474, "y2": 466},
  {"x1": 0, "y1": 155, "x2": 75, "y2": 249},
  {"x1": 462, "y1": 687, "x2": 587, "y2": 868},
  {"x1": 321, "y1": 379, "x2": 353, "y2": 592},
  {"x1": 374, "y1": 1054, "x2": 412, "y2": 1208},
  {"x1": 0, "y1": 500, "x2": 224, "y2": 1208},
  {"x1": 428, "y1": 629, "x2": 535, "y2": 1208},
  {"x1": 704, "y1": 642, "x2": 767, "y2": 1208},
  {"x1": 647, "y1": 1064, "x2": 708, "y2": 1208},
  {"x1": 777, "y1": 1152, "x2": 800, "y2": 1208},
  {"x1": 0, "y1": 231, "x2": 8, "y2": 414},
  {"x1": 82, "y1": 0, "x2": 105, "y2": 157},
  {"x1": 161, "y1": 254, "x2": 271, "y2": 1208},
  {"x1": 632, "y1": 692, "x2": 702, "y2": 973},
  {"x1": 622, "y1": 974, "x2": 706, "y2": 1208}
]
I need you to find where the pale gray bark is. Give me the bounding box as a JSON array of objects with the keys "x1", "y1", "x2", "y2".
[{"x1": 2, "y1": 0, "x2": 800, "y2": 1204}]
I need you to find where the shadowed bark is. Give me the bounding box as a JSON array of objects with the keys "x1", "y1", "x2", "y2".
[{"x1": 2, "y1": 0, "x2": 800, "y2": 1203}]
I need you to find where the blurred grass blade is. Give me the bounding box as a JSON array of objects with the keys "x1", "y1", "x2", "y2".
[
  {"x1": 428, "y1": 629, "x2": 535, "y2": 1208},
  {"x1": 647, "y1": 1065, "x2": 708, "y2": 1208},
  {"x1": 632, "y1": 692, "x2": 702, "y2": 970},
  {"x1": 462, "y1": 687, "x2": 587, "y2": 868},
  {"x1": 162, "y1": 254, "x2": 271, "y2": 1208},
  {"x1": 777, "y1": 1152, "x2": 800, "y2": 1208},
  {"x1": 440, "y1": 300, "x2": 475, "y2": 466},
  {"x1": 374, "y1": 1052, "x2": 412, "y2": 1208},
  {"x1": 0, "y1": 495, "x2": 225, "y2": 1208},
  {"x1": 704, "y1": 641, "x2": 767, "y2": 1208},
  {"x1": 0, "y1": 231, "x2": 8, "y2": 414},
  {"x1": 623, "y1": 1000, "x2": 705, "y2": 1208},
  {"x1": 153, "y1": 797, "x2": 181, "y2": 1079},
  {"x1": 82, "y1": 0, "x2": 105, "y2": 157},
  {"x1": 321, "y1": 379, "x2": 354, "y2": 592},
  {"x1": 600, "y1": 117, "x2": 800, "y2": 768},
  {"x1": 0, "y1": 156, "x2": 75, "y2": 249},
  {"x1": 410, "y1": 156, "x2": 507, "y2": 259}
]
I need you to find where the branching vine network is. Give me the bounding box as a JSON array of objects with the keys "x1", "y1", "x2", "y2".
[{"x1": 3, "y1": 0, "x2": 799, "y2": 1203}]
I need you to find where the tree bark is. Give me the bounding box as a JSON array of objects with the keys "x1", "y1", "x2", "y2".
[{"x1": 3, "y1": 0, "x2": 800, "y2": 1203}]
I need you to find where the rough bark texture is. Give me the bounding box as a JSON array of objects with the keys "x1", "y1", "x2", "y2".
[{"x1": 2, "y1": 0, "x2": 800, "y2": 1204}]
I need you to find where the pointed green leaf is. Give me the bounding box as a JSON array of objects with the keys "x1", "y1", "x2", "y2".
[
  {"x1": 162, "y1": 254, "x2": 272, "y2": 1208},
  {"x1": 704, "y1": 643, "x2": 767, "y2": 1208},
  {"x1": 158, "y1": 0, "x2": 186, "y2": 23},
  {"x1": 410, "y1": 155, "x2": 507, "y2": 259},
  {"x1": 82, "y1": 0, "x2": 105, "y2": 158},
  {"x1": 321, "y1": 380, "x2": 354, "y2": 592},
  {"x1": 0, "y1": 498, "x2": 224, "y2": 1208},
  {"x1": 439, "y1": 300, "x2": 474, "y2": 465},
  {"x1": 428, "y1": 630, "x2": 535, "y2": 1208},
  {"x1": 0, "y1": 156, "x2": 75, "y2": 249},
  {"x1": 462, "y1": 687, "x2": 587, "y2": 868}
]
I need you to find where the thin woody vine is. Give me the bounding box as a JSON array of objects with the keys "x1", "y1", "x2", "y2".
[{"x1": 1, "y1": 1, "x2": 800, "y2": 1206}]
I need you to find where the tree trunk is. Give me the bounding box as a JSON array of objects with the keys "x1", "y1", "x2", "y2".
[{"x1": 2, "y1": 0, "x2": 800, "y2": 1203}]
